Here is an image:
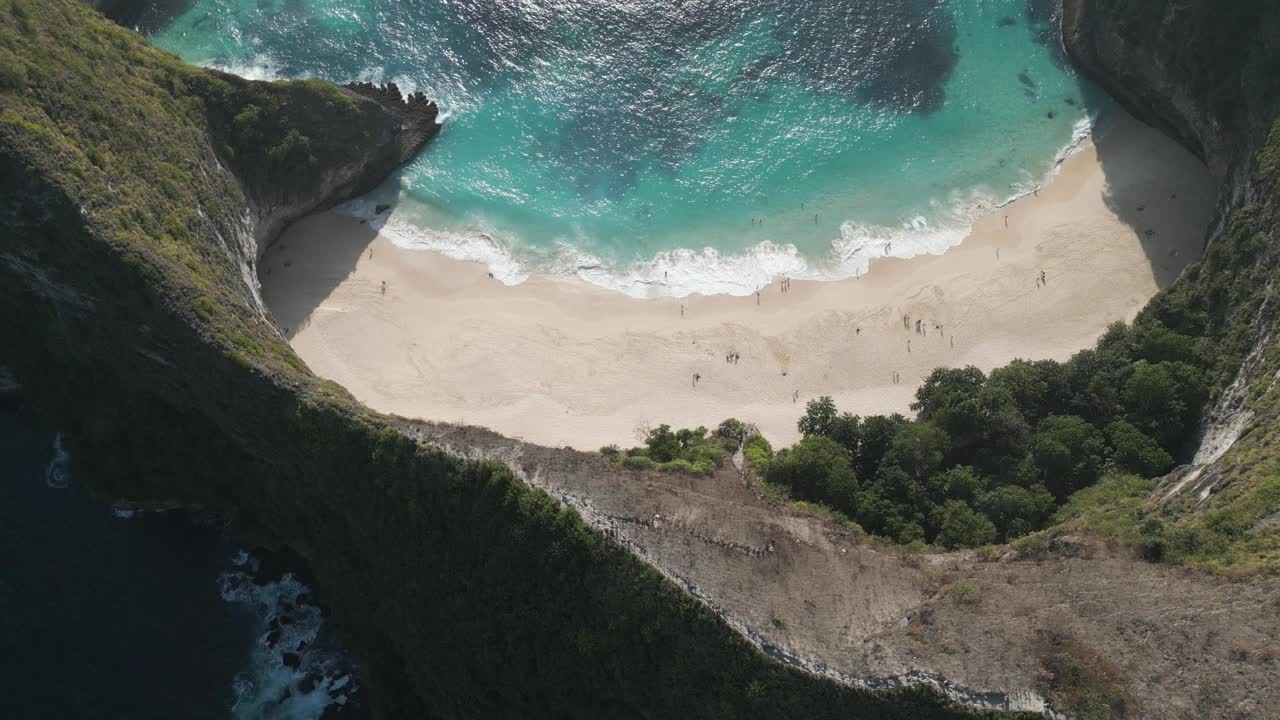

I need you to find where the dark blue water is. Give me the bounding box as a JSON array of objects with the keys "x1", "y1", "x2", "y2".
[{"x1": 0, "y1": 404, "x2": 357, "y2": 719}]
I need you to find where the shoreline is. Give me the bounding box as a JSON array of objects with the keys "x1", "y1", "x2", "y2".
[
  {"x1": 263, "y1": 107, "x2": 1216, "y2": 450},
  {"x1": 339, "y1": 114, "x2": 1098, "y2": 301}
]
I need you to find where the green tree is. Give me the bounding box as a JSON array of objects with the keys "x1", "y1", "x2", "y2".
[
  {"x1": 935, "y1": 500, "x2": 997, "y2": 549},
  {"x1": 854, "y1": 414, "x2": 907, "y2": 480},
  {"x1": 716, "y1": 418, "x2": 745, "y2": 443},
  {"x1": 1131, "y1": 320, "x2": 1205, "y2": 366},
  {"x1": 1122, "y1": 361, "x2": 1207, "y2": 450},
  {"x1": 644, "y1": 424, "x2": 681, "y2": 462},
  {"x1": 987, "y1": 358, "x2": 1071, "y2": 424},
  {"x1": 1105, "y1": 420, "x2": 1175, "y2": 477},
  {"x1": 797, "y1": 396, "x2": 861, "y2": 457},
  {"x1": 976, "y1": 483, "x2": 1056, "y2": 540},
  {"x1": 934, "y1": 465, "x2": 989, "y2": 503},
  {"x1": 797, "y1": 396, "x2": 839, "y2": 438},
  {"x1": 1031, "y1": 415, "x2": 1107, "y2": 500},
  {"x1": 767, "y1": 436, "x2": 859, "y2": 516},
  {"x1": 912, "y1": 366, "x2": 987, "y2": 420},
  {"x1": 884, "y1": 422, "x2": 949, "y2": 483}
]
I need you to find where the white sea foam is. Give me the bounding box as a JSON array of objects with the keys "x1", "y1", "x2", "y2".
[
  {"x1": 45, "y1": 433, "x2": 70, "y2": 489},
  {"x1": 337, "y1": 112, "x2": 1099, "y2": 300},
  {"x1": 205, "y1": 55, "x2": 283, "y2": 82},
  {"x1": 220, "y1": 556, "x2": 356, "y2": 720},
  {"x1": 341, "y1": 187, "x2": 987, "y2": 299}
]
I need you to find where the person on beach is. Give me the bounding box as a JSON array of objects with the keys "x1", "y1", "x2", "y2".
[
  {"x1": 950, "y1": 336, "x2": 955, "y2": 349},
  {"x1": 381, "y1": 280, "x2": 386, "y2": 295},
  {"x1": 756, "y1": 291, "x2": 761, "y2": 306},
  {"x1": 907, "y1": 340, "x2": 911, "y2": 353},
  {"x1": 692, "y1": 373, "x2": 701, "y2": 387},
  {"x1": 856, "y1": 327, "x2": 861, "y2": 335},
  {"x1": 1041, "y1": 269, "x2": 1047, "y2": 285},
  {"x1": 681, "y1": 304, "x2": 685, "y2": 318},
  {"x1": 1004, "y1": 215, "x2": 1009, "y2": 228},
  {"x1": 369, "y1": 248, "x2": 373, "y2": 260}
]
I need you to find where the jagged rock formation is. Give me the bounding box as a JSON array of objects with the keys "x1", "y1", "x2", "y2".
[{"x1": 343, "y1": 81, "x2": 442, "y2": 163}]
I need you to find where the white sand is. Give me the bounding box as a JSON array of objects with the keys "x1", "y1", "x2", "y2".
[{"x1": 262, "y1": 109, "x2": 1216, "y2": 450}]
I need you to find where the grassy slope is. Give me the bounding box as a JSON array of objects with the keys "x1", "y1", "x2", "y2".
[{"x1": 0, "y1": 1, "x2": 1007, "y2": 717}]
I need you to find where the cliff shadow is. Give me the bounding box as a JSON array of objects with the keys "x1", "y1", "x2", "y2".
[
  {"x1": 259, "y1": 189, "x2": 400, "y2": 341},
  {"x1": 1089, "y1": 98, "x2": 1220, "y2": 290}
]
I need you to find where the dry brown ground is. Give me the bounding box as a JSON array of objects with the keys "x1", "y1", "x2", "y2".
[{"x1": 407, "y1": 420, "x2": 1279, "y2": 719}]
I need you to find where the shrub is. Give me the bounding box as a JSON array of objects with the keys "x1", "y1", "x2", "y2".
[
  {"x1": 622, "y1": 455, "x2": 657, "y2": 470},
  {"x1": 1037, "y1": 632, "x2": 1128, "y2": 720},
  {"x1": 945, "y1": 581, "x2": 981, "y2": 605},
  {"x1": 935, "y1": 500, "x2": 997, "y2": 549},
  {"x1": 743, "y1": 433, "x2": 773, "y2": 475},
  {"x1": 716, "y1": 418, "x2": 745, "y2": 443},
  {"x1": 1012, "y1": 533, "x2": 1052, "y2": 560},
  {"x1": 663, "y1": 459, "x2": 698, "y2": 474},
  {"x1": 767, "y1": 436, "x2": 859, "y2": 516}
]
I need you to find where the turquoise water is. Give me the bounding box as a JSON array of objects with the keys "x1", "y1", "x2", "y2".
[{"x1": 149, "y1": 0, "x2": 1102, "y2": 296}]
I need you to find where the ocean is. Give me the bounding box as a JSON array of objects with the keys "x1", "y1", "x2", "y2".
[
  {"x1": 0, "y1": 404, "x2": 360, "y2": 719},
  {"x1": 146, "y1": 0, "x2": 1103, "y2": 297}
]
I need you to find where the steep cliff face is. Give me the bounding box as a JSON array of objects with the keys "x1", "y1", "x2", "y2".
[
  {"x1": 1063, "y1": 0, "x2": 1280, "y2": 576},
  {"x1": 1063, "y1": 0, "x2": 1280, "y2": 180}
]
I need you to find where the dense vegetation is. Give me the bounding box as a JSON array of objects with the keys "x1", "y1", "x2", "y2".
[
  {"x1": 624, "y1": 311, "x2": 1220, "y2": 550},
  {"x1": 0, "y1": 1, "x2": 1013, "y2": 717},
  {"x1": 759, "y1": 310, "x2": 1213, "y2": 549},
  {"x1": 602, "y1": 419, "x2": 748, "y2": 474},
  {"x1": 625, "y1": 111, "x2": 1280, "y2": 574}
]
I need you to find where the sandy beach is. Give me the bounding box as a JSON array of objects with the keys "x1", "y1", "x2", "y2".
[{"x1": 262, "y1": 109, "x2": 1216, "y2": 450}]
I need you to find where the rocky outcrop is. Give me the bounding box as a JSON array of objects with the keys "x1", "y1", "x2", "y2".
[
  {"x1": 343, "y1": 81, "x2": 442, "y2": 162},
  {"x1": 227, "y1": 76, "x2": 443, "y2": 256},
  {"x1": 1062, "y1": 0, "x2": 1278, "y2": 181}
]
